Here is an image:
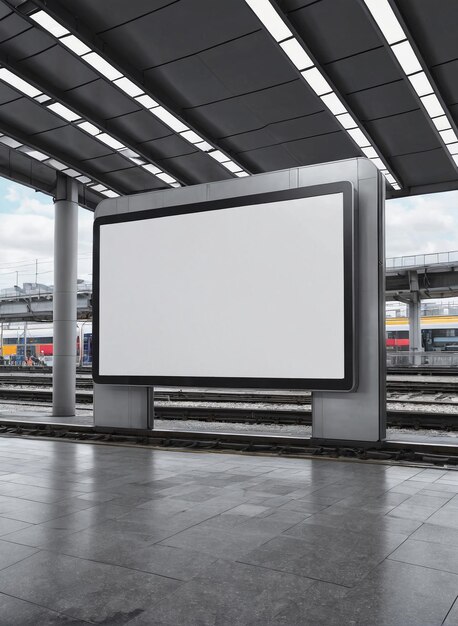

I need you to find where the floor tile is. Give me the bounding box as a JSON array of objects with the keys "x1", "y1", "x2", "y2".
[
  {"x1": 127, "y1": 559, "x2": 316, "y2": 626},
  {"x1": 326, "y1": 558, "x2": 458, "y2": 625},
  {"x1": 389, "y1": 538, "x2": 458, "y2": 574},
  {"x1": 0, "y1": 516, "x2": 30, "y2": 537},
  {"x1": 241, "y1": 525, "x2": 407, "y2": 586},
  {"x1": 0, "y1": 550, "x2": 181, "y2": 624},
  {"x1": 0, "y1": 539, "x2": 38, "y2": 571},
  {"x1": 0, "y1": 592, "x2": 88, "y2": 625}
]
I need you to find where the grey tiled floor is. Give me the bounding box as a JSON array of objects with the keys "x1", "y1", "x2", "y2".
[{"x1": 0, "y1": 439, "x2": 457, "y2": 625}]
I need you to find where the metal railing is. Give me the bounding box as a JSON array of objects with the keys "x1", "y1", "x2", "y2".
[
  {"x1": 387, "y1": 351, "x2": 458, "y2": 368},
  {"x1": 386, "y1": 250, "x2": 458, "y2": 270},
  {"x1": 386, "y1": 302, "x2": 458, "y2": 318}
]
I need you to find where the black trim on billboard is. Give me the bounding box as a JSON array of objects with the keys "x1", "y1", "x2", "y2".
[{"x1": 93, "y1": 182, "x2": 356, "y2": 390}]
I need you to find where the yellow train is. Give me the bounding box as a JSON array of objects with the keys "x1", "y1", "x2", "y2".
[{"x1": 386, "y1": 315, "x2": 458, "y2": 351}]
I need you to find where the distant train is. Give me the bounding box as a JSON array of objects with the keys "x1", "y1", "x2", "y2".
[
  {"x1": 386, "y1": 315, "x2": 458, "y2": 351},
  {"x1": 0, "y1": 323, "x2": 92, "y2": 365},
  {"x1": 1, "y1": 316, "x2": 457, "y2": 366}
]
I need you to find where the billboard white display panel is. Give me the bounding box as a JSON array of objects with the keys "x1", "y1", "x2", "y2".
[{"x1": 93, "y1": 183, "x2": 355, "y2": 389}]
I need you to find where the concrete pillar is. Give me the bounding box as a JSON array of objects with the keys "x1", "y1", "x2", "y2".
[
  {"x1": 408, "y1": 271, "x2": 422, "y2": 365},
  {"x1": 53, "y1": 176, "x2": 78, "y2": 416}
]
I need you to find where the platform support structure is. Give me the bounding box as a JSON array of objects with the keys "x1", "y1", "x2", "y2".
[
  {"x1": 53, "y1": 176, "x2": 78, "y2": 416},
  {"x1": 408, "y1": 271, "x2": 423, "y2": 365}
]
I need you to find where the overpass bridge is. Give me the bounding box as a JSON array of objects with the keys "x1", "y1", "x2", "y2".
[
  {"x1": 1, "y1": 251, "x2": 457, "y2": 323},
  {"x1": 386, "y1": 250, "x2": 458, "y2": 300},
  {"x1": 0, "y1": 281, "x2": 91, "y2": 322}
]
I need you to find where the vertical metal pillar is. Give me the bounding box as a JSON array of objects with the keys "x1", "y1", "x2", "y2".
[
  {"x1": 147, "y1": 387, "x2": 155, "y2": 430},
  {"x1": 408, "y1": 272, "x2": 422, "y2": 365},
  {"x1": 53, "y1": 175, "x2": 78, "y2": 416}
]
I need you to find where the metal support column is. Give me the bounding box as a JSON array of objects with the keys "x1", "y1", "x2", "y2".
[
  {"x1": 53, "y1": 175, "x2": 78, "y2": 416},
  {"x1": 408, "y1": 271, "x2": 422, "y2": 365}
]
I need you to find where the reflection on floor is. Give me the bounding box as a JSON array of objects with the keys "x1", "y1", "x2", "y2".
[{"x1": 0, "y1": 437, "x2": 457, "y2": 624}]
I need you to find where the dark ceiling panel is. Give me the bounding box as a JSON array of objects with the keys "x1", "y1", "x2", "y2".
[
  {"x1": 366, "y1": 110, "x2": 440, "y2": 156},
  {"x1": 242, "y1": 81, "x2": 323, "y2": 125},
  {"x1": 17, "y1": 46, "x2": 97, "y2": 91},
  {"x1": 347, "y1": 81, "x2": 418, "y2": 121},
  {"x1": 65, "y1": 79, "x2": 140, "y2": 120},
  {"x1": 81, "y1": 153, "x2": 135, "y2": 174},
  {"x1": 187, "y1": 99, "x2": 265, "y2": 138},
  {"x1": 391, "y1": 148, "x2": 458, "y2": 186},
  {"x1": 98, "y1": 0, "x2": 261, "y2": 68},
  {"x1": 326, "y1": 48, "x2": 402, "y2": 94},
  {"x1": 219, "y1": 128, "x2": 279, "y2": 153},
  {"x1": 0, "y1": 5, "x2": 11, "y2": 20},
  {"x1": 221, "y1": 111, "x2": 340, "y2": 153},
  {"x1": 193, "y1": 31, "x2": 297, "y2": 99},
  {"x1": 240, "y1": 144, "x2": 301, "y2": 172},
  {"x1": 56, "y1": 0, "x2": 170, "y2": 32},
  {"x1": 145, "y1": 56, "x2": 234, "y2": 109},
  {"x1": 106, "y1": 109, "x2": 171, "y2": 143},
  {"x1": 187, "y1": 81, "x2": 323, "y2": 139},
  {"x1": 282, "y1": 0, "x2": 322, "y2": 9},
  {"x1": 431, "y1": 61, "x2": 458, "y2": 106},
  {"x1": 0, "y1": 23, "x2": 54, "y2": 60},
  {"x1": 102, "y1": 166, "x2": 166, "y2": 193},
  {"x1": 268, "y1": 111, "x2": 340, "y2": 142},
  {"x1": 35, "y1": 125, "x2": 112, "y2": 161},
  {"x1": 163, "y1": 151, "x2": 233, "y2": 184},
  {"x1": 448, "y1": 103, "x2": 458, "y2": 125},
  {"x1": 143, "y1": 32, "x2": 296, "y2": 108},
  {"x1": 287, "y1": 0, "x2": 380, "y2": 63},
  {"x1": 0, "y1": 12, "x2": 30, "y2": 42},
  {"x1": 0, "y1": 98, "x2": 66, "y2": 134},
  {"x1": 0, "y1": 83, "x2": 22, "y2": 105},
  {"x1": 141, "y1": 134, "x2": 196, "y2": 160},
  {"x1": 397, "y1": 0, "x2": 458, "y2": 66},
  {"x1": 282, "y1": 131, "x2": 360, "y2": 165}
]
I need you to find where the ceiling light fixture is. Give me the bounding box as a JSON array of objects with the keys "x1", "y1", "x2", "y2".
[
  {"x1": 30, "y1": 10, "x2": 69, "y2": 37},
  {"x1": 47, "y1": 102, "x2": 81, "y2": 122},
  {"x1": 243, "y1": 0, "x2": 400, "y2": 189},
  {"x1": 244, "y1": 0, "x2": 292, "y2": 42},
  {"x1": 363, "y1": 0, "x2": 458, "y2": 174},
  {"x1": 29, "y1": 8, "x2": 250, "y2": 180}
]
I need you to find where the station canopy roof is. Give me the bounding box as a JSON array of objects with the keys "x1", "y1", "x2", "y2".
[{"x1": 0, "y1": 0, "x2": 456, "y2": 209}]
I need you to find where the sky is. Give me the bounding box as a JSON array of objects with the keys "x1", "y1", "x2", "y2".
[{"x1": 0, "y1": 175, "x2": 457, "y2": 291}]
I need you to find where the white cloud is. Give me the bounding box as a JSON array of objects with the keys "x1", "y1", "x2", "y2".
[
  {"x1": 0, "y1": 181, "x2": 94, "y2": 289},
  {"x1": 386, "y1": 190, "x2": 458, "y2": 258}
]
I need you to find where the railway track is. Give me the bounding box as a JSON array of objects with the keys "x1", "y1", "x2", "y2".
[
  {"x1": 2, "y1": 374, "x2": 458, "y2": 394},
  {"x1": 2, "y1": 386, "x2": 458, "y2": 406},
  {"x1": 1, "y1": 388, "x2": 458, "y2": 429}
]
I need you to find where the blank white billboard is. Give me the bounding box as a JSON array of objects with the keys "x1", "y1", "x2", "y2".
[{"x1": 94, "y1": 183, "x2": 355, "y2": 389}]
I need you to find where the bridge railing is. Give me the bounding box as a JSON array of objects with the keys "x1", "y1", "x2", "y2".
[
  {"x1": 386, "y1": 250, "x2": 458, "y2": 270},
  {"x1": 387, "y1": 351, "x2": 458, "y2": 368}
]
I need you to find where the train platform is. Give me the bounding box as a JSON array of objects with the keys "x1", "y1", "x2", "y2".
[{"x1": 0, "y1": 437, "x2": 457, "y2": 624}]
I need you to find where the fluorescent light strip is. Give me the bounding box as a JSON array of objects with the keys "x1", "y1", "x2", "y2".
[
  {"x1": 0, "y1": 68, "x2": 42, "y2": 98},
  {"x1": 31, "y1": 10, "x2": 69, "y2": 37},
  {"x1": 280, "y1": 38, "x2": 313, "y2": 71},
  {"x1": 1, "y1": 135, "x2": 120, "y2": 196},
  {"x1": 29, "y1": 10, "x2": 249, "y2": 179},
  {"x1": 244, "y1": 0, "x2": 399, "y2": 189},
  {"x1": 362, "y1": 0, "x2": 458, "y2": 172},
  {"x1": 0, "y1": 62, "x2": 181, "y2": 188},
  {"x1": 47, "y1": 102, "x2": 81, "y2": 122},
  {"x1": 245, "y1": 0, "x2": 292, "y2": 42}
]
